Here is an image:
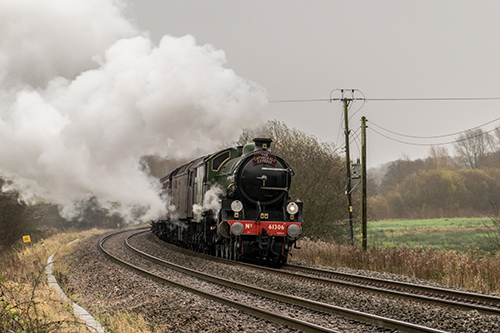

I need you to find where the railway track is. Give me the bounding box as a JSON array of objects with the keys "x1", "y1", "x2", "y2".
[
  {"x1": 149, "y1": 227, "x2": 500, "y2": 316},
  {"x1": 100, "y1": 229, "x2": 341, "y2": 333},
  {"x1": 282, "y1": 263, "x2": 500, "y2": 315},
  {"x1": 101, "y1": 229, "x2": 450, "y2": 333}
]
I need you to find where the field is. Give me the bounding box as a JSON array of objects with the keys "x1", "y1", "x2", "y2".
[
  {"x1": 293, "y1": 217, "x2": 500, "y2": 293},
  {"x1": 364, "y1": 217, "x2": 498, "y2": 252}
]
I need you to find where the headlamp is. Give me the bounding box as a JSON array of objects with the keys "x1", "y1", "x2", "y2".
[
  {"x1": 286, "y1": 202, "x2": 298, "y2": 215},
  {"x1": 231, "y1": 200, "x2": 243, "y2": 212}
]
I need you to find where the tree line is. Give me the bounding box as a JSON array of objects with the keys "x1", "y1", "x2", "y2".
[
  {"x1": 4, "y1": 121, "x2": 497, "y2": 249},
  {"x1": 369, "y1": 127, "x2": 500, "y2": 220},
  {"x1": 0, "y1": 177, "x2": 123, "y2": 251}
]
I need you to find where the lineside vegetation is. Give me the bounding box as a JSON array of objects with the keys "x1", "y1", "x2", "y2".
[
  {"x1": 0, "y1": 229, "x2": 152, "y2": 333},
  {"x1": 1, "y1": 230, "x2": 98, "y2": 332},
  {"x1": 292, "y1": 237, "x2": 500, "y2": 293}
]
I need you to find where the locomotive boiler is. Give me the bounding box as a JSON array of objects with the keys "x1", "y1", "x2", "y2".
[{"x1": 151, "y1": 138, "x2": 303, "y2": 266}]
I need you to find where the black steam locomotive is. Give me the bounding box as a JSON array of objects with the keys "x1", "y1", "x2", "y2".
[{"x1": 151, "y1": 138, "x2": 303, "y2": 266}]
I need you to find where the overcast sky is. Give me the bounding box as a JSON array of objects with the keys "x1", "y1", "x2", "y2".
[
  {"x1": 1, "y1": 0, "x2": 499, "y2": 221},
  {"x1": 127, "y1": 0, "x2": 500, "y2": 167}
]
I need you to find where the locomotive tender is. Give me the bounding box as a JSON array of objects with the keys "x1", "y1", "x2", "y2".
[{"x1": 151, "y1": 138, "x2": 303, "y2": 266}]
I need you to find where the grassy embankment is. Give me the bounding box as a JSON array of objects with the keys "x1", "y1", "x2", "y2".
[
  {"x1": 0, "y1": 228, "x2": 150, "y2": 333},
  {"x1": 4, "y1": 219, "x2": 500, "y2": 331},
  {"x1": 292, "y1": 218, "x2": 500, "y2": 294}
]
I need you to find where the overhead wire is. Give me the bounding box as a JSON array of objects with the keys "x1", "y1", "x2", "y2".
[
  {"x1": 335, "y1": 111, "x2": 344, "y2": 148},
  {"x1": 368, "y1": 125, "x2": 500, "y2": 147},
  {"x1": 268, "y1": 96, "x2": 500, "y2": 103},
  {"x1": 349, "y1": 127, "x2": 362, "y2": 157},
  {"x1": 268, "y1": 98, "x2": 330, "y2": 103},
  {"x1": 268, "y1": 93, "x2": 500, "y2": 149},
  {"x1": 363, "y1": 97, "x2": 500, "y2": 101},
  {"x1": 369, "y1": 115, "x2": 500, "y2": 139},
  {"x1": 347, "y1": 90, "x2": 367, "y2": 122}
]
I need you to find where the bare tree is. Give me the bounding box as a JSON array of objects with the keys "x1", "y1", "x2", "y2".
[
  {"x1": 379, "y1": 156, "x2": 427, "y2": 194},
  {"x1": 454, "y1": 129, "x2": 493, "y2": 169},
  {"x1": 494, "y1": 126, "x2": 500, "y2": 150},
  {"x1": 427, "y1": 145, "x2": 453, "y2": 170},
  {"x1": 0, "y1": 179, "x2": 36, "y2": 250},
  {"x1": 237, "y1": 120, "x2": 348, "y2": 242}
]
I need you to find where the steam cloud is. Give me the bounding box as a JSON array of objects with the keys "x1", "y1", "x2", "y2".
[
  {"x1": 192, "y1": 186, "x2": 224, "y2": 222},
  {"x1": 0, "y1": 0, "x2": 267, "y2": 222}
]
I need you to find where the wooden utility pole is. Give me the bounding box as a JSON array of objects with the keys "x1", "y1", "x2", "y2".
[
  {"x1": 361, "y1": 116, "x2": 367, "y2": 250},
  {"x1": 343, "y1": 97, "x2": 354, "y2": 246},
  {"x1": 332, "y1": 88, "x2": 364, "y2": 247}
]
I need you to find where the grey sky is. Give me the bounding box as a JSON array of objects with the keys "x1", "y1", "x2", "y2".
[
  {"x1": 0, "y1": 0, "x2": 498, "y2": 221},
  {"x1": 127, "y1": 0, "x2": 500, "y2": 167}
]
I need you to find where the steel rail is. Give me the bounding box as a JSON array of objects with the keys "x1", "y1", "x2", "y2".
[
  {"x1": 239, "y1": 263, "x2": 500, "y2": 315},
  {"x1": 283, "y1": 264, "x2": 500, "y2": 315},
  {"x1": 151, "y1": 231, "x2": 500, "y2": 316},
  {"x1": 127, "y1": 230, "x2": 448, "y2": 333},
  {"x1": 99, "y1": 230, "x2": 342, "y2": 333}
]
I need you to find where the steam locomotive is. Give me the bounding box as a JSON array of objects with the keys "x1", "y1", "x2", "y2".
[{"x1": 151, "y1": 138, "x2": 303, "y2": 266}]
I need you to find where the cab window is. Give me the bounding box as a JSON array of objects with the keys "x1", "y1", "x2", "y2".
[{"x1": 211, "y1": 151, "x2": 230, "y2": 172}]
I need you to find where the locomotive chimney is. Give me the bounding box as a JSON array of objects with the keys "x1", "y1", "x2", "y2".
[{"x1": 253, "y1": 138, "x2": 272, "y2": 151}]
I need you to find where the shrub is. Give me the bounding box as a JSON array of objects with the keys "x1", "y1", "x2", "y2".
[{"x1": 292, "y1": 238, "x2": 500, "y2": 293}]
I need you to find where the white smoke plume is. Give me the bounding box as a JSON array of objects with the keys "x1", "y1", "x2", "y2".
[
  {"x1": 0, "y1": 0, "x2": 267, "y2": 222},
  {"x1": 192, "y1": 186, "x2": 224, "y2": 222}
]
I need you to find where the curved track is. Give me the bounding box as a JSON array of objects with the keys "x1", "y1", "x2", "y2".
[
  {"x1": 282, "y1": 264, "x2": 500, "y2": 315},
  {"x1": 151, "y1": 228, "x2": 500, "y2": 316},
  {"x1": 101, "y1": 229, "x2": 450, "y2": 333},
  {"x1": 100, "y1": 229, "x2": 340, "y2": 332}
]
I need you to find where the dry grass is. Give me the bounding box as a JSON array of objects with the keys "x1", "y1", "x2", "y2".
[
  {"x1": 96, "y1": 312, "x2": 152, "y2": 333},
  {"x1": 292, "y1": 238, "x2": 500, "y2": 294},
  {"x1": 0, "y1": 226, "x2": 156, "y2": 333},
  {"x1": 2, "y1": 229, "x2": 98, "y2": 282},
  {"x1": 0, "y1": 228, "x2": 110, "y2": 332},
  {"x1": 0, "y1": 229, "x2": 144, "y2": 333},
  {"x1": 1, "y1": 278, "x2": 87, "y2": 332},
  {"x1": 0, "y1": 229, "x2": 156, "y2": 333}
]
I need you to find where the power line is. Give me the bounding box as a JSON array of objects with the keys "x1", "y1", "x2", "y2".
[
  {"x1": 369, "y1": 115, "x2": 500, "y2": 139},
  {"x1": 269, "y1": 94, "x2": 500, "y2": 151},
  {"x1": 269, "y1": 94, "x2": 500, "y2": 146},
  {"x1": 365, "y1": 97, "x2": 500, "y2": 101},
  {"x1": 268, "y1": 98, "x2": 329, "y2": 103},
  {"x1": 348, "y1": 91, "x2": 367, "y2": 122},
  {"x1": 368, "y1": 127, "x2": 452, "y2": 147},
  {"x1": 369, "y1": 125, "x2": 500, "y2": 147},
  {"x1": 350, "y1": 128, "x2": 362, "y2": 157},
  {"x1": 268, "y1": 96, "x2": 500, "y2": 103}
]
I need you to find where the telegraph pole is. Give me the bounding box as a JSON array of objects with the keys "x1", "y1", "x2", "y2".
[
  {"x1": 342, "y1": 95, "x2": 354, "y2": 246},
  {"x1": 332, "y1": 89, "x2": 365, "y2": 247},
  {"x1": 361, "y1": 116, "x2": 367, "y2": 250}
]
